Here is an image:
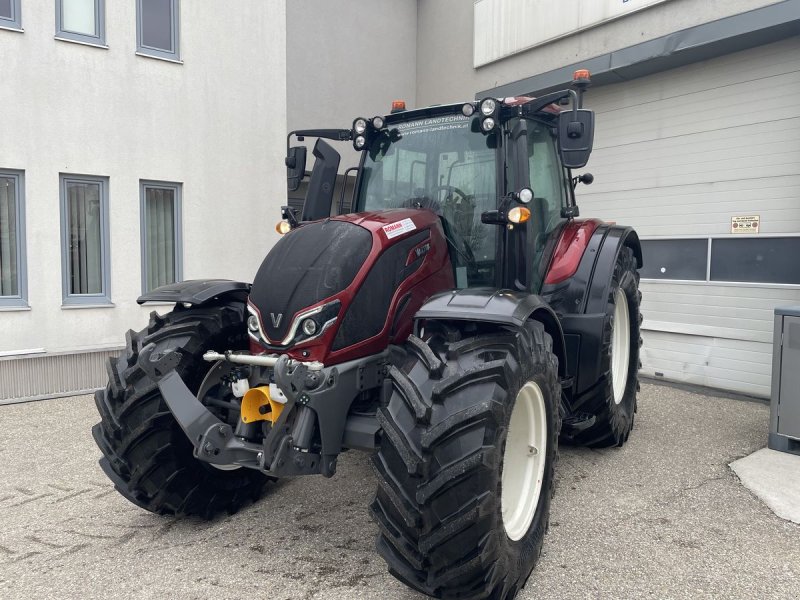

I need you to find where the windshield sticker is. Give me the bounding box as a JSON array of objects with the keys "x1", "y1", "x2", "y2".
[
  {"x1": 395, "y1": 115, "x2": 470, "y2": 137},
  {"x1": 382, "y1": 218, "x2": 417, "y2": 239}
]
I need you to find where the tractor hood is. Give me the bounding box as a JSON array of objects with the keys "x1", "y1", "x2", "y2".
[
  {"x1": 247, "y1": 209, "x2": 454, "y2": 364},
  {"x1": 249, "y1": 218, "x2": 372, "y2": 343}
]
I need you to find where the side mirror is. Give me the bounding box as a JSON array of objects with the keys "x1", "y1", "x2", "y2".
[
  {"x1": 558, "y1": 109, "x2": 595, "y2": 169},
  {"x1": 286, "y1": 146, "x2": 307, "y2": 192}
]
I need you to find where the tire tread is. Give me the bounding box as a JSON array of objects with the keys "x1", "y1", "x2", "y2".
[
  {"x1": 371, "y1": 324, "x2": 561, "y2": 599},
  {"x1": 92, "y1": 301, "x2": 268, "y2": 518}
]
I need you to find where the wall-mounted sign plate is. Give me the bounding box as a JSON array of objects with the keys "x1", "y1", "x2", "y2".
[{"x1": 731, "y1": 215, "x2": 760, "y2": 234}]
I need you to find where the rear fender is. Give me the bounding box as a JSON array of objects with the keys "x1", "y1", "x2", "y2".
[
  {"x1": 542, "y1": 224, "x2": 642, "y2": 395},
  {"x1": 414, "y1": 289, "x2": 567, "y2": 378},
  {"x1": 137, "y1": 279, "x2": 251, "y2": 306}
]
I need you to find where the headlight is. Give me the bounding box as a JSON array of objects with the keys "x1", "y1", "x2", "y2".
[
  {"x1": 301, "y1": 318, "x2": 318, "y2": 336},
  {"x1": 353, "y1": 118, "x2": 367, "y2": 135},
  {"x1": 508, "y1": 207, "x2": 531, "y2": 224},
  {"x1": 247, "y1": 314, "x2": 260, "y2": 333},
  {"x1": 480, "y1": 98, "x2": 496, "y2": 116},
  {"x1": 461, "y1": 103, "x2": 475, "y2": 117},
  {"x1": 354, "y1": 135, "x2": 366, "y2": 149},
  {"x1": 517, "y1": 188, "x2": 534, "y2": 204},
  {"x1": 266, "y1": 299, "x2": 340, "y2": 346},
  {"x1": 481, "y1": 117, "x2": 496, "y2": 132},
  {"x1": 372, "y1": 116, "x2": 385, "y2": 129}
]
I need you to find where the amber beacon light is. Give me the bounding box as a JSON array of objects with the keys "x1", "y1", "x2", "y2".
[{"x1": 573, "y1": 69, "x2": 591, "y2": 84}]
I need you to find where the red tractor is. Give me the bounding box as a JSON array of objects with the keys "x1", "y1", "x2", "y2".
[{"x1": 93, "y1": 71, "x2": 642, "y2": 599}]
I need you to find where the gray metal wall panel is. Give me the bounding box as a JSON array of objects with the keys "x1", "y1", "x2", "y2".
[
  {"x1": 0, "y1": 349, "x2": 121, "y2": 404},
  {"x1": 578, "y1": 38, "x2": 800, "y2": 398},
  {"x1": 778, "y1": 317, "x2": 800, "y2": 436}
]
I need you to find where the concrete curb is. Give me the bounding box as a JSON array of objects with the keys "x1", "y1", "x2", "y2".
[{"x1": 730, "y1": 447, "x2": 800, "y2": 525}]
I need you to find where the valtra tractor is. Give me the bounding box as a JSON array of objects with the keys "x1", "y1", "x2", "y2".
[{"x1": 93, "y1": 70, "x2": 642, "y2": 599}]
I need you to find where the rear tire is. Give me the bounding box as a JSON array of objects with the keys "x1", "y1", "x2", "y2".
[
  {"x1": 371, "y1": 321, "x2": 560, "y2": 599},
  {"x1": 92, "y1": 301, "x2": 269, "y2": 518},
  {"x1": 569, "y1": 246, "x2": 642, "y2": 448}
]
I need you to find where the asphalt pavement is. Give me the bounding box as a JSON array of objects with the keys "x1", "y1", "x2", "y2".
[{"x1": 0, "y1": 382, "x2": 798, "y2": 599}]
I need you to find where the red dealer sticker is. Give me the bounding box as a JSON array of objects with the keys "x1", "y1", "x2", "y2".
[{"x1": 382, "y1": 218, "x2": 416, "y2": 239}]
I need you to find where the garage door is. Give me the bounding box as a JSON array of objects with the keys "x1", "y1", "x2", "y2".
[{"x1": 578, "y1": 37, "x2": 800, "y2": 398}]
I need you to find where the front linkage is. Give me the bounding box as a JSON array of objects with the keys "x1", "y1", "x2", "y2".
[{"x1": 137, "y1": 342, "x2": 388, "y2": 478}]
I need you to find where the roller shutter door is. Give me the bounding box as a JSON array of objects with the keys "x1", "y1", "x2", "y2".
[{"x1": 578, "y1": 37, "x2": 800, "y2": 398}]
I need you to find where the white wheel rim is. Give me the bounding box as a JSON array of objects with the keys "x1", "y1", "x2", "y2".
[
  {"x1": 501, "y1": 381, "x2": 548, "y2": 541},
  {"x1": 611, "y1": 288, "x2": 631, "y2": 405}
]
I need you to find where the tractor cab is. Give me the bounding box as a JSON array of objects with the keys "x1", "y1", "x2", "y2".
[{"x1": 284, "y1": 70, "x2": 595, "y2": 295}]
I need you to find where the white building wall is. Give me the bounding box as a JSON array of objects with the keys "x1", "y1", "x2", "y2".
[{"x1": 0, "y1": 2, "x2": 286, "y2": 359}]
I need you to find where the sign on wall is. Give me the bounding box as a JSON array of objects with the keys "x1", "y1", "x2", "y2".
[
  {"x1": 474, "y1": 0, "x2": 674, "y2": 67},
  {"x1": 731, "y1": 215, "x2": 760, "y2": 234}
]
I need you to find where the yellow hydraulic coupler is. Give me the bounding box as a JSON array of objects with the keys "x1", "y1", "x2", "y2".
[{"x1": 241, "y1": 386, "x2": 285, "y2": 424}]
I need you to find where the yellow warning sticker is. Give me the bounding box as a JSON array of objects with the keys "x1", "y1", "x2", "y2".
[{"x1": 731, "y1": 215, "x2": 759, "y2": 234}]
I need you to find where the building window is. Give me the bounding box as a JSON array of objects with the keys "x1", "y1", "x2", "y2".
[
  {"x1": 56, "y1": 0, "x2": 106, "y2": 46},
  {"x1": 140, "y1": 181, "x2": 182, "y2": 293},
  {"x1": 60, "y1": 174, "x2": 111, "y2": 305},
  {"x1": 136, "y1": 0, "x2": 180, "y2": 61},
  {"x1": 640, "y1": 236, "x2": 800, "y2": 286},
  {"x1": 0, "y1": 170, "x2": 27, "y2": 307},
  {"x1": 640, "y1": 239, "x2": 708, "y2": 281},
  {"x1": 711, "y1": 238, "x2": 800, "y2": 285},
  {"x1": 0, "y1": 0, "x2": 22, "y2": 30}
]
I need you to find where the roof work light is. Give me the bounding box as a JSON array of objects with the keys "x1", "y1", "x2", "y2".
[{"x1": 478, "y1": 97, "x2": 499, "y2": 133}]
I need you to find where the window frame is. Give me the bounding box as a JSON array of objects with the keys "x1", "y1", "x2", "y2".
[
  {"x1": 640, "y1": 234, "x2": 800, "y2": 289},
  {"x1": 139, "y1": 180, "x2": 183, "y2": 294},
  {"x1": 639, "y1": 237, "x2": 709, "y2": 282},
  {"x1": 0, "y1": 0, "x2": 22, "y2": 31},
  {"x1": 55, "y1": 0, "x2": 106, "y2": 46},
  {"x1": 710, "y1": 236, "x2": 800, "y2": 286},
  {"x1": 59, "y1": 173, "x2": 112, "y2": 306},
  {"x1": 136, "y1": 0, "x2": 181, "y2": 62},
  {"x1": 0, "y1": 169, "x2": 28, "y2": 309}
]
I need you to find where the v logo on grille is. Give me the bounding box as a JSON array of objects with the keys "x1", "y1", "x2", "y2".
[{"x1": 270, "y1": 313, "x2": 283, "y2": 328}]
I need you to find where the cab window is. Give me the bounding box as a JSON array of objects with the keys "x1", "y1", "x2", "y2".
[{"x1": 528, "y1": 122, "x2": 568, "y2": 236}]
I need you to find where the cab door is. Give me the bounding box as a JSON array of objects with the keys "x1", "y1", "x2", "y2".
[{"x1": 507, "y1": 118, "x2": 571, "y2": 293}]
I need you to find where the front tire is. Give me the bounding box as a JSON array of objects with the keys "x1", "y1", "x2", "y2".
[
  {"x1": 92, "y1": 301, "x2": 269, "y2": 518},
  {"x1": 371, "y1": 321, "x2": 560, "y2": 599}
]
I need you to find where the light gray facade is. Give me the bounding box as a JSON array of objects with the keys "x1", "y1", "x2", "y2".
[
  {"x1": 414, "y1": 0, "x2": 800, "y2": 397},
  {"x1": 0, "y1": 1, "x2": 287, "y2": 402},
  {"x1": 287, "y1": 0, "x2": 418, "y2": 176}
]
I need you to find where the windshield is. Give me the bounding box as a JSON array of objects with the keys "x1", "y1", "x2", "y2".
[{"x1": 356, "y1": 114, "x2": 498, "y2": 287}]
